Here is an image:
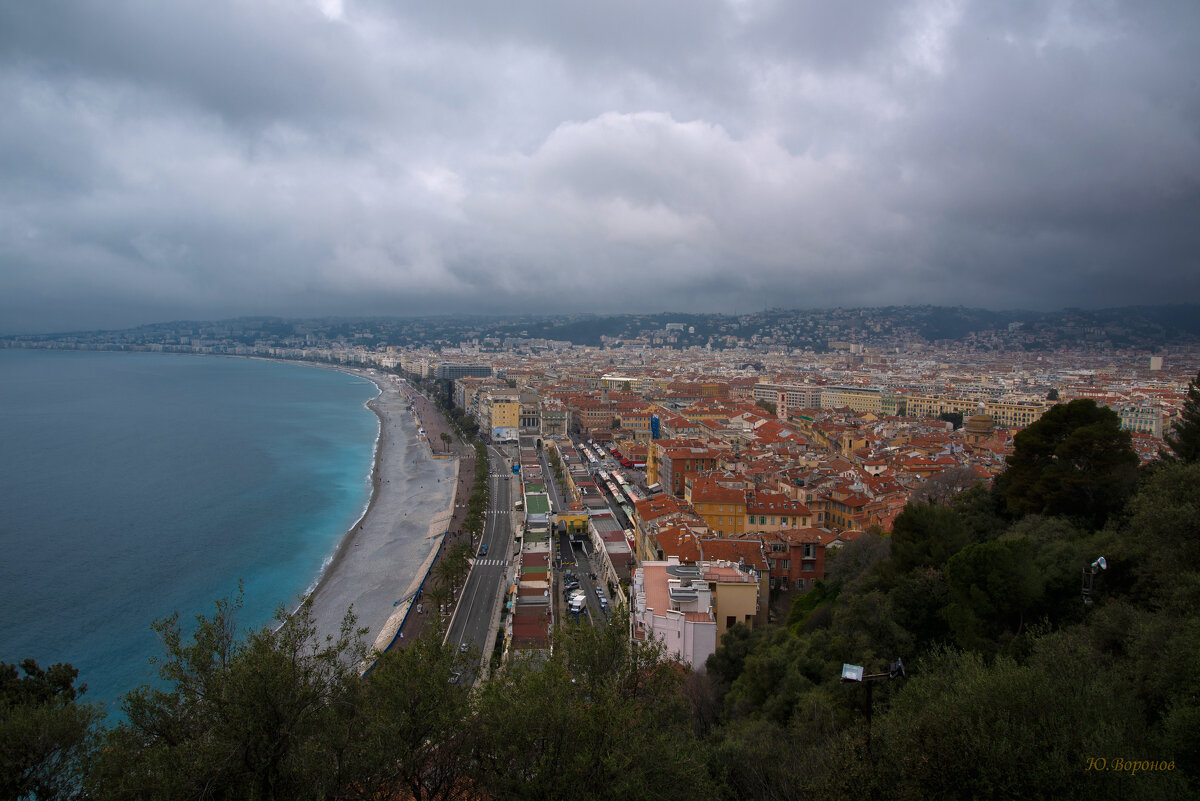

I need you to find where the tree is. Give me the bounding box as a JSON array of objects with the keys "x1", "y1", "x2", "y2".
[
  {"x1": 0, "y1": 660, "x2": 100, "y2": 801},
  {"x1": 755, "y1": 399, "x2": 777, "y2": 416},
  {"x1": 996, "y1": 399, "x2": 1138, "y2": 529},
  {"x1": 942, "y1": 538, "x2": 1044, "y2": 651},
  {"x1": 825, "y1": 634, "x2": 1174, "y2": 801},
  {"x1": 345, "y1": 625, "x2": 474, "y2": 801},
  {"x1": 468, "y1": 610, "x2": 714, "y2": 801},
  {"x1": 887, "y1": 503, "x2": 972, "y2": 576},
  {"x1": 1164, "y1": 370, "x2": 1200, "y2": 463},
  {"x1": 89, "y1": 595, "x2": 366, "y2": 801},
  {"x1": 439, "y1": 432, "x2": 452, "y2": 452},
  {"x1": 938, "y1": 411, "x2": 963, "y2": 430},
  {"x1": 909, "y1": 466, "x2": 983, "y2": 506},
  {"x1": 1047, "y1": 387, "x2": 1060, "y2": 401},
  {"x1": 425, "y1": 584, "x2": 452, "y2": 617}
]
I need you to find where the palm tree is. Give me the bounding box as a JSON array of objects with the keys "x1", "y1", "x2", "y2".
[
  {"x1": 426, "y1": 584, "x2": 451, "y2": 617},
  {"x1": 434, "y1": 558, "x2": 461, "y2": 594},
  {"x1": 440, "y1": 432, "x2": 452, "y2": 452}
]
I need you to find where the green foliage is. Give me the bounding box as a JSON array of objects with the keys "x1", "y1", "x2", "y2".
[
  {"x1": 468, "y1": 610, "x2": 714, "y2": 801},
  {"x1": 8, "y1": 444, "x2": 1198, "y2": 797},
  {"x1": 997, "y1": 398, "x2": 1138, "y2": 528},
  {"x1": 937, "y1": 411, "x2": 962, "y2": 429},
  {"x1": 887, "y1": 502, "x2": 972, "y2": 575},
  {"x1": 942, "y1": 538, "x2": 1043, "y2": 651},
  {"x1": 346, "y1": 624, "x2": 474, "y2": 801},
  {"x1": 1, "y1": 660, "x2": 100, "y2": 801},
  {"x1": 785, "y1": 580, "x2": 836, "y2": 629},
  {"x1": 700, "y1": 444, "x2": 1200, "y2": 798},
  {"x1": 705, "y1": 623, "x2": 767, "y2": 693},
  {"x1": 886, "y1": 566, "x2": 950, "y2": 647},
  {"x1": 89, "y1": 594, "x2": 367, "y2": 801},
  {"x1": 1164, "y1": 371, "x2": 1200, "y2": 463},
  {"x1": 1124, "y1": 459, "x2": 1200, "y2": 612},
  {"x1": 823, "y1": 531, "x2": 889, "y2": 595},
  {"x1": 825, "y1": 634, "x2": 1181, "y2": 801}
]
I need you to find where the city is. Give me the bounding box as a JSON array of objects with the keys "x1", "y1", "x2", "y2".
[{"x1": 6, "y1": 305, "x2": 1198, "y2": 674}]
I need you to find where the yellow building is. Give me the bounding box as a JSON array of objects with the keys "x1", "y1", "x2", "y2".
[
  {"x1": 701, "y1": 559, "x2": 766, "y2": 637},
  {"x1": 488, "y1": 398, "x2": 520, "y2": 431},
  {"x1": 905, "y1": 395, "x2": 1049, "y2": 429},
  {"x1": 687, "y1": 477, "x2": 748, "y2": 536},
  {"x1": 820, "y1": 386, "x2": 883, "y2": 414}
]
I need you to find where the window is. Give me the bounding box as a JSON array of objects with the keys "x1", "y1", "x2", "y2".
[
  {"x1": 796, "y1": 578, "x2": 806, "y2": 591},
  {"x1": 780, "y1": 559, "x2": 790, "y2": 570},
  {"x1": 803, "y1": 544, "x2": 815, "y2": 559}
]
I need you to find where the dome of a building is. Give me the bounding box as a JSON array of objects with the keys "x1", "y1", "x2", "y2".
[{"x1": 965, "y1": 414, "x2": 995, "y2": 438}]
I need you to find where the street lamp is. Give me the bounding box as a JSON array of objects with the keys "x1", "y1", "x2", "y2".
[
  {"x1": 841, "y1": 658, "x2": 906, "y2": 752},
  {"x1": 1082, "y1": 556, "x2": 1107, "y2": 606}
]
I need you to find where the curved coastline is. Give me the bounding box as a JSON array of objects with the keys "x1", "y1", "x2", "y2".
[{"x1": 296, "y1": 364, "x2": 456, "y2": 652}]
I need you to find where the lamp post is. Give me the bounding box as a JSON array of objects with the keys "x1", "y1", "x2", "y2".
[
  {"x1": 841, "y1": 658, "x2": 906, "y2": 753},
  {"x1": 1082, "y1": 556, "x2": 1107, "y2": 606}
]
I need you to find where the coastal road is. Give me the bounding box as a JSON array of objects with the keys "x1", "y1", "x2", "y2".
[{"x1": 446, "y1": 445, "x2": 515, "y2": 674}]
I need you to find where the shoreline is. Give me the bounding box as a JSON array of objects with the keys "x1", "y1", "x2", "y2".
[{"x1": 299, "y1": 364, "x2": 457, "y2": 651}]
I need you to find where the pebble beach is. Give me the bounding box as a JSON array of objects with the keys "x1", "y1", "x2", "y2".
[{"x1": 304, "y1": 367, "x2": 456, "y2": 652}]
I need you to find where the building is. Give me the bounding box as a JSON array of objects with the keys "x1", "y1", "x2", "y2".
[
  {"x1": 435, "y1": 363, "x2": 493, "y2": 380},
  {"x1": 905, "y1": 394, "x2": 1049, "y2": 429},
  {"x1": 539, "y1": 399, "x2": 570, "y2": 437},
  {"x1": 687, "y1": 477, "x2": 748, "y2": 536},
  {"x1": 753, "y1": 382, "x2": 823, "y2": 418},
  {"x1": 758, "y1": 528, "x2": 838, "y2": 593},
  {"x1": 1118, "y1": 405, "x2": 1165, "y2": 438},
  {"x1": 632, "y1": 559, "x2": 718, "y2": 670},
  {"x1": 650, "y1": 440, "x2": 722, "y2": 496}
]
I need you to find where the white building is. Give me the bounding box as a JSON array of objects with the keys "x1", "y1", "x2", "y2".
[{"x1": 631, "y1": 558, "x2": 717, "y2": 670}]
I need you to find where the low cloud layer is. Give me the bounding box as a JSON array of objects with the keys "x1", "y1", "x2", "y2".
[{"x1": 2, "y1": 0, "x2": 1198, "y2": 333}]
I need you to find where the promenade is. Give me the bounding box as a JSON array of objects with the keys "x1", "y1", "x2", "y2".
[
  {"x1": 304, "y1": 369, "x2": 455, "y2": 651},
  {"x1": 384, "y1": 381, "x2": 482, "y2": 647}
]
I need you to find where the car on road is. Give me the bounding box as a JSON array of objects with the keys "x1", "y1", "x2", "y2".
[
  {"x1": 479, "y1": 543, "x2": 488, "y2": 556},
  {"x1": 459, "y1": 642, "x2": 470, "y2": 653}
]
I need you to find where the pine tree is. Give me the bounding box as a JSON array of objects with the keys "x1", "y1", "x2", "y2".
[{"x1": 1164, "y1": 371, "x2": 1200, "y2": 463}]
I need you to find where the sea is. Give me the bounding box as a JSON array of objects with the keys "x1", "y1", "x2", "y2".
[{"x1": 0, "y1": 349, "x2": 380, "y2": 711}]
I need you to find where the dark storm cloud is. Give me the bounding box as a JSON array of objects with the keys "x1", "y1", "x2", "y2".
[{"x1": 1, "y1": 0, "x2": 1198, "y2": 334}]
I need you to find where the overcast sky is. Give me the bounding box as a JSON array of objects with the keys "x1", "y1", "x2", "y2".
[{"x1": 2, "y1": 1, "x2": 1198, "y2": 333}]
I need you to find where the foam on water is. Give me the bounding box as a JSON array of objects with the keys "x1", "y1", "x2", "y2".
[{"x1": 0, "y1": 350, "x2": 380, "y2": 709}]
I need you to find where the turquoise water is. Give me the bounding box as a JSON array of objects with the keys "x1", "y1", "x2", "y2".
[{"x1": 0, "y1": 350, "x2": 379, "y2": 710}]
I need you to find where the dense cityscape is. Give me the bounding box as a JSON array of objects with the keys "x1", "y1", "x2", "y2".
[
  {"x1": 5, "y1": 304, "x2": 1200, "y2": 798},
  {"x1": 5, "y1": 0, "x2": 1200, "y2": 794}
]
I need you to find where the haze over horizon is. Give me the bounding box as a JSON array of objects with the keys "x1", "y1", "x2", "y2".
[{"x1": 2, "y1": 1, "x2": 1198, "y2": 335}]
